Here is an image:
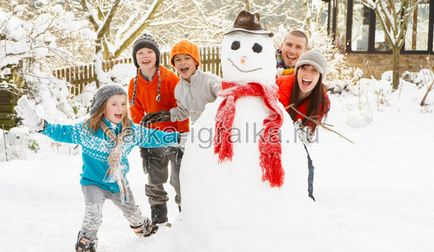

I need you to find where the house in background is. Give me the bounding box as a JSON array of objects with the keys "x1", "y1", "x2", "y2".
[{"x1": 325, "y1": 0, "x2": 433, "y2": 78}]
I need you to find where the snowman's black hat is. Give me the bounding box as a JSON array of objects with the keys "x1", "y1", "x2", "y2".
[{"x1": 225, "y1": 10, "x2": 273, "y2": 37}]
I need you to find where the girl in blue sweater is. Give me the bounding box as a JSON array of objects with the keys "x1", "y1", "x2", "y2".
[{"x1": 15, "y1": 84, "x2": 183, "y2": 252}]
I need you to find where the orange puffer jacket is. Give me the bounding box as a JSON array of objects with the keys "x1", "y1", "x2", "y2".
[{"x1": 128, "y1": 66, "x2": 189, "y2": 132}]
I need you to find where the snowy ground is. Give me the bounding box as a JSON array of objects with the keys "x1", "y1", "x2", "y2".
[{"x1": 1, "y1": 91, "x2": 434, "y2": 251}]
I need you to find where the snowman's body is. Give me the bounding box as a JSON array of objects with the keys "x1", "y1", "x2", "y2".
[{"x1": 173, "y1": 31, "x2": 323, "y2": 250}]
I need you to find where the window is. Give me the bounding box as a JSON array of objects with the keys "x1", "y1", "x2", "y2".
[
  {"x1": 334, "y1": 0, "x2": 434, "y2": 53},
  {"x1": 374, "y1": 20, "x2": 391, "y2": 51},
  {"x1": 336, "y1": 0, "x2": 348, "y2": 49},
  {"x1": 351, "y1": 2, "x2": 370, "y2": 51},
  {"x1": 328, "y1": 0, "x2": 335, "y2": 35},
  {"x1": 405, "y1": 1, "x2": 430, "y2": 51}
]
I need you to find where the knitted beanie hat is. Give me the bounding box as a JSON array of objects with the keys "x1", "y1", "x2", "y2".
[
  {"x1": 295, "y1": 49, "x2": 328, "y2": 75},
  {"x1": 132, "y1": 33, "x2": 160, "y2": 68},
  {"x1": 90, "y1": 84, "x2": 127, "y2": 115},
  {"x1": 170, "y1": 39, "x2": 201, "y2": 67}
]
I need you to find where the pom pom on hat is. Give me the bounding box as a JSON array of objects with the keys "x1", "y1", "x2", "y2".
[
  {"x1": 132, "y1": 33, "x2": 160, "y2": 68},
  {"x1": 295, "y1": 49, "x2": 328, "y2": 75},
  {"x1": 170, "y1": 39, "x2": 201, "y2": 67},
  {"x1": 90, "y1": 84, "x2": 127, "y2": 115}
]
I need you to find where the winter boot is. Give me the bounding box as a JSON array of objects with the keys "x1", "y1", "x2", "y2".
[
  {"x1": 130, "y1": 218, "x2": 159, "y2": 237},
  {"x1": 151, "y1": 204, "x2": 168, "y2": 224},
  {"x1": 75, "y1": 231, "x2": 96, "y2": 252}
]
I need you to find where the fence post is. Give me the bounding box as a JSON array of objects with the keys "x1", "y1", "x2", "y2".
[{"x1": 53, "y1": 47, "x2": 223, "y2": 95}]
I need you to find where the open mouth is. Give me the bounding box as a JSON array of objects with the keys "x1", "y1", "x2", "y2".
[
  {"x1": 180, "y1": 66, "x2": 190, "y2": 74},
  {"x1": 114, "y1": 113, "x2": 123, "y2": 120},
  {"x1": 286, "y1": 54, "x2": 296, "y2": 60},
  {"x1": 141, "y1": 59, "x2": 152, "y2": 64},
  {"x1": 228, "y1": 58, "x2": 262, "y2": 73},
  {"x1": 301, "y1": 79, "x2": 312, "y2": 87}
]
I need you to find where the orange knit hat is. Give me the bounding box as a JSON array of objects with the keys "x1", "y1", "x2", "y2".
[{"x1": 170, "y1": 40, "x2": 200, "y2": 67}]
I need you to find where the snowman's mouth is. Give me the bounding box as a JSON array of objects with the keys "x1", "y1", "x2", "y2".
[{"x1": 228, "y1": 58, "x2": 262, "y2": 73}]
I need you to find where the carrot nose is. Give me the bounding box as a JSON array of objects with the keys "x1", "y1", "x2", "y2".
[{"x1": 240, "y1": 56, "x2": 246, "y2": 64}]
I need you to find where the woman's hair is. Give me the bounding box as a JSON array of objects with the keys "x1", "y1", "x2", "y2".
[
  {"x1": 84, "y1": 97, "x2": 131, "y2": 134},
  {"x1": 289, "y1": 69, "x2": 328, "y2": 130}
]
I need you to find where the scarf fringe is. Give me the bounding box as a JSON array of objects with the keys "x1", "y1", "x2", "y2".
[
  {"x1": 101, "y1": 122, "x2": 129, "y2": 204},
  {"x1": 214, "y1": 82, "x2": 285, "y2": 187}
]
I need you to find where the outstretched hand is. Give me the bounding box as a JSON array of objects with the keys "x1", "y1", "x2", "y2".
[
  {"x1": 140, "y1": 111, "x2": 171, "y2": 126},
  {"x1": 14, "y1": 95, "x2": 44, "y2": 132}
]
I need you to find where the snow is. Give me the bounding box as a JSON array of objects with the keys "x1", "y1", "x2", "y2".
[
  {"x1": 1, "y1": 91, "x2": 434, "y2": 251},
  {"x1": 2, "y1": 15, "x2": 434, "y2": 250},
  {"x1": 3, "y1": 5, "x2": 434, "y2": 248}
]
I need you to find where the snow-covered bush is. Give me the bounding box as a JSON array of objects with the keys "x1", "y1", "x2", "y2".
[{"x1": 339, "y1": 68, "x2": 434, "y2": 128}]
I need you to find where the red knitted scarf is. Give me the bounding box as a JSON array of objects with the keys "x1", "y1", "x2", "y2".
[{"x1": 214, "y1": 81, "x2": 285, "y2": 187}]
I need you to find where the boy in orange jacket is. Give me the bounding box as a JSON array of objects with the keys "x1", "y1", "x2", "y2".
[
  {"x1": 128, "y1": 33, "x2": 189, "y2": 225},
  {"x1": 141, "y1": 39, "x2": 221, "y2": 125}
]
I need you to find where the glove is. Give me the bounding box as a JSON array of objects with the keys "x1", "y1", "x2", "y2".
[
  {"x1": 140, "y1": 111, "x2": 171, "y2": 126},
  {"x1": 294, "y1": 120, "x2": 314, "y2": 145},
  {"x1": 14, "y1": 96, "x2": 44, "y2": 132},
  {"x1": 177, "y1": 132, "x2": 189, "y2": 150}
]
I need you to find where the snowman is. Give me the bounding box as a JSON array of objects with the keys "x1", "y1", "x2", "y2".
[{"x1": 142, "y1": 11, "x2": 333, "y2": 252}]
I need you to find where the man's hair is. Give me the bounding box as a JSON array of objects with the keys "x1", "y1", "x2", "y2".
[{"x1": 285, "y1": 30, "x2": 309, "y2": 48}]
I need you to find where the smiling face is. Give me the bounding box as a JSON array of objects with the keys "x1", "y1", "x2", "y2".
[
  {"x1": 280, "y1": 34, "x2": 307, "y2": 68},
  {"x1": 104, "y1": 94, "x2": 128, "y2": 124},
  {"x1": 221, "y1": 32, "x2": 276, "y2": 85},
  {"x1": 135, "y1": 47, "x2": 157, "y2": 74},
  {"x1": 173, "y1": 54, "x2": 198, "y2": 81},
  {"x1": 296, "y1": 64, "x2": 320, "y2": 100}
]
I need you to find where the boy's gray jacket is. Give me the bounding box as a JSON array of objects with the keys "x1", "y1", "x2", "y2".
[{"x1": 170, "y1": 69, "x2": 221, "y2": 124}]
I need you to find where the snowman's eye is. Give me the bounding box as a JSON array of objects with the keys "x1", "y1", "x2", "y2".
[
  {"x1": 252, "y1": 43, "x2": 262, "y2": 53},
  {"x1": 231, "y1": 41, "x2": 240, "y2": 50}
]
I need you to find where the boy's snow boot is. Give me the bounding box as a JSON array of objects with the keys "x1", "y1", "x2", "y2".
[
  {"x1": 151, "y1": 204, "x2": 168, "y2": 224},
  {"x1": 130, "y1": 218, "x2": 159, "y2": 237},
  {"x1": 75, "y1": 231, "x2": 96, "y2": 252}
]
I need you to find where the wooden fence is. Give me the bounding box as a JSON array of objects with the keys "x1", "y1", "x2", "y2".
[
  {"x1": 0, "y1": 88, "x2": 18, "y2": 130},
  {"x1": 53, "y1": 46, "x2": 222, "y2": 95}
]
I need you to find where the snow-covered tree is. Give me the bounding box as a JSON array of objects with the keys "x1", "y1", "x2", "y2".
[
  {"x1": 1, "y1": 1, "x2": 90, "y2": 122},
  {"x1": 363, "y1": 0, "x2": 419, "y2": 90},
  {"x1": 73, "y1": 0, "x2": 312, "y2": 86}
]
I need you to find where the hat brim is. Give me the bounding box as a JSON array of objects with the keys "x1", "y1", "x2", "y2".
[
  {"x1": 296, "y1": 60, "x2": 326, "y2": 75},
  {"x1": 225, "y1": 28, "x2": 273, "y2": 37}
]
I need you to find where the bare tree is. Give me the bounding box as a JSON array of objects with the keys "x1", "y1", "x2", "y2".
[
  {"x1": 78, "y1": 0, "x2": 163, "y2": 86},
  {"x1": 363, "y1": 0, "x2": 419, "y2": 90}
]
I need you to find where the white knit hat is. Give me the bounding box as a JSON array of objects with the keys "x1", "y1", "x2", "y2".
[
  {"x1": 295, "y1": 49, "x2": 328, "y2": 75},
  {"x1": 90, "y1": 84, "x2": 127, "y2": 115}
]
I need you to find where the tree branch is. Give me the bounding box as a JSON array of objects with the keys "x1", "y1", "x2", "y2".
[
  {"x1": 96, "y1": 0, "x2": 120, "y2": 38},
  {"x1": 285, "y1": 104, "x2": 355, "y2": 144},
  {"x1": 112, "y1": 0, "x2": 163, "y2": 59},
  {"x1": 80, "y1": 0, "x2": 99, "y2": 31}
]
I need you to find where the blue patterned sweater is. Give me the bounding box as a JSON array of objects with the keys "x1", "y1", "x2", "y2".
[{"x1": 41, "y1": 118, "x2": 178, "y2": 193}]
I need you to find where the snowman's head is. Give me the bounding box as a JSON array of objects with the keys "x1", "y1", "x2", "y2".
[{"x1": 221, "y1": 10, "x2": 277, "y2": 86}]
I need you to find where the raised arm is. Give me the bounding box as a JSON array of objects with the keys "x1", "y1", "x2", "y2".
[
  {"x1": 132, "y1": 123, "x2": 179, "y2": 148},
  {"x1": 40, "y1": 122, "x2": 81, "y2": 144}
]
